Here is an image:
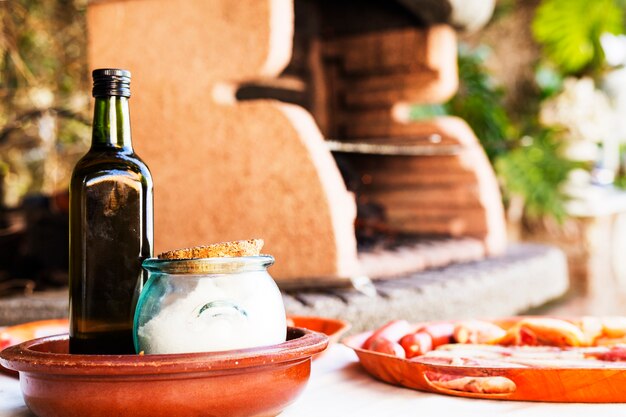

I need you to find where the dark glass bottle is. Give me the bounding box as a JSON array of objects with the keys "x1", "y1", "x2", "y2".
[{"x1": 69, "y1": 69, "x2": 153, "y2": 354}]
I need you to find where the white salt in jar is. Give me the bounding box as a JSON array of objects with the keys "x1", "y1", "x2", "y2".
[{"x1": 134, "y1": 255, "x2": 286, "y2": 354}]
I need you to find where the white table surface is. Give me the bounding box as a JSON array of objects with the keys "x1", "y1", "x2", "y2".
[{"x1": 3, "y1": 343, "x2": 626, "y2": 417}]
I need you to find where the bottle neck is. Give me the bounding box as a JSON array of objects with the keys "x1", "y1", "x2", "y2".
[{"x1": 91, "y1": 96, "x2": 133, "y2": 150}]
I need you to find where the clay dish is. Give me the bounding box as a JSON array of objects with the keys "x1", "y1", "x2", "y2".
[
  {"x1": 289, "y1": 316, "x2": 350, "y2": 354},
  {"x1": 0, "y1": 327, "x2": 328, "y2": 417}
]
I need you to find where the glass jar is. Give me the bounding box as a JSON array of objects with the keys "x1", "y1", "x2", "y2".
[{"x1": 134, "y1": 255, "x2": 286, "y2": 354}]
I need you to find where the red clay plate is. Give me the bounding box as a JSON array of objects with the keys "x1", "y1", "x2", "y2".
[
  {"x1": 0, "y1": 319, "x2": 68, "y2": 377},
  {"x1": 343, "y1": 317, "x2": 626, "y2": 403},
  {"x1": 288, "y1": 316, "x2": 350, "y2": 348}
]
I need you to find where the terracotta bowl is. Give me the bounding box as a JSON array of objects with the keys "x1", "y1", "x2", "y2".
[{"x1": 0, "y1": 327, "x2": 328, "y2": 417}]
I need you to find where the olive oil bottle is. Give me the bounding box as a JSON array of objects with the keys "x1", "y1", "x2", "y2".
[{"x1": 69, "y1": 69, "x2": 153, "y2": 354}]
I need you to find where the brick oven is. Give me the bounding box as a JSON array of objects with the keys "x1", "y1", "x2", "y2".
[{"x1": 87, "y1": 0, "x2": 505, "y2": 286}]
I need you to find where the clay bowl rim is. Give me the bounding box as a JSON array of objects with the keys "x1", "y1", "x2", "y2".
[{"x1": 0, "y1": 326, "x2": 328, "y2": 376}]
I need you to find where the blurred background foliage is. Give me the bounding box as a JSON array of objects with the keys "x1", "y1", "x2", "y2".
[
  {"x1": 532, "y1": 0, "x2": 624, "y2": 75},
  {"x1": 446, "y1": 46, "x2": 516, "y2": 162},
  {"x1": 410, "y1": 0, "x2": 626, "y2": 223},
  {"x1": 0, "y1": 0, "x2": 90, "y2": 209},
  {"x1": 447, "y1": 44, "x2": 583, "y2": 223}
]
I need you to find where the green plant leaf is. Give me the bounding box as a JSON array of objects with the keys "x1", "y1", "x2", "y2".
[
  {"x1": 409, "y1": 105, "x2": 447, "y2": 120},
  {"x1": 532, "y1": 0, "x2": 624, "y2": 74},
  {"x1": 445, "y1": 47, "x2": 515, "y2": 161},
  {"x1": 495, "y1": 130, "x2": 582, "y2": 221}
]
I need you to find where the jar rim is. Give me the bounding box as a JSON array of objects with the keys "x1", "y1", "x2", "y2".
[{"x1": 142, "y1": 255, "x2": 275, "y2": 274}]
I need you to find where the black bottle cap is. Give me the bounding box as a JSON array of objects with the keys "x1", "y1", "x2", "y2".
[{"x1": 92, "y1": 68, "x2": 131, "y2": 98}]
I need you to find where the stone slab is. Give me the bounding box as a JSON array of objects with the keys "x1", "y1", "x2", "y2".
[
  {"x1": 283, "y1": 243, "x2": 568, "y2": 333},
  {"x1": 0, "y1": 289, "x2": 68, "y2": 326},
  {"x1": 0, "y1": 244, "x2": 568, "y2": 331}
]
